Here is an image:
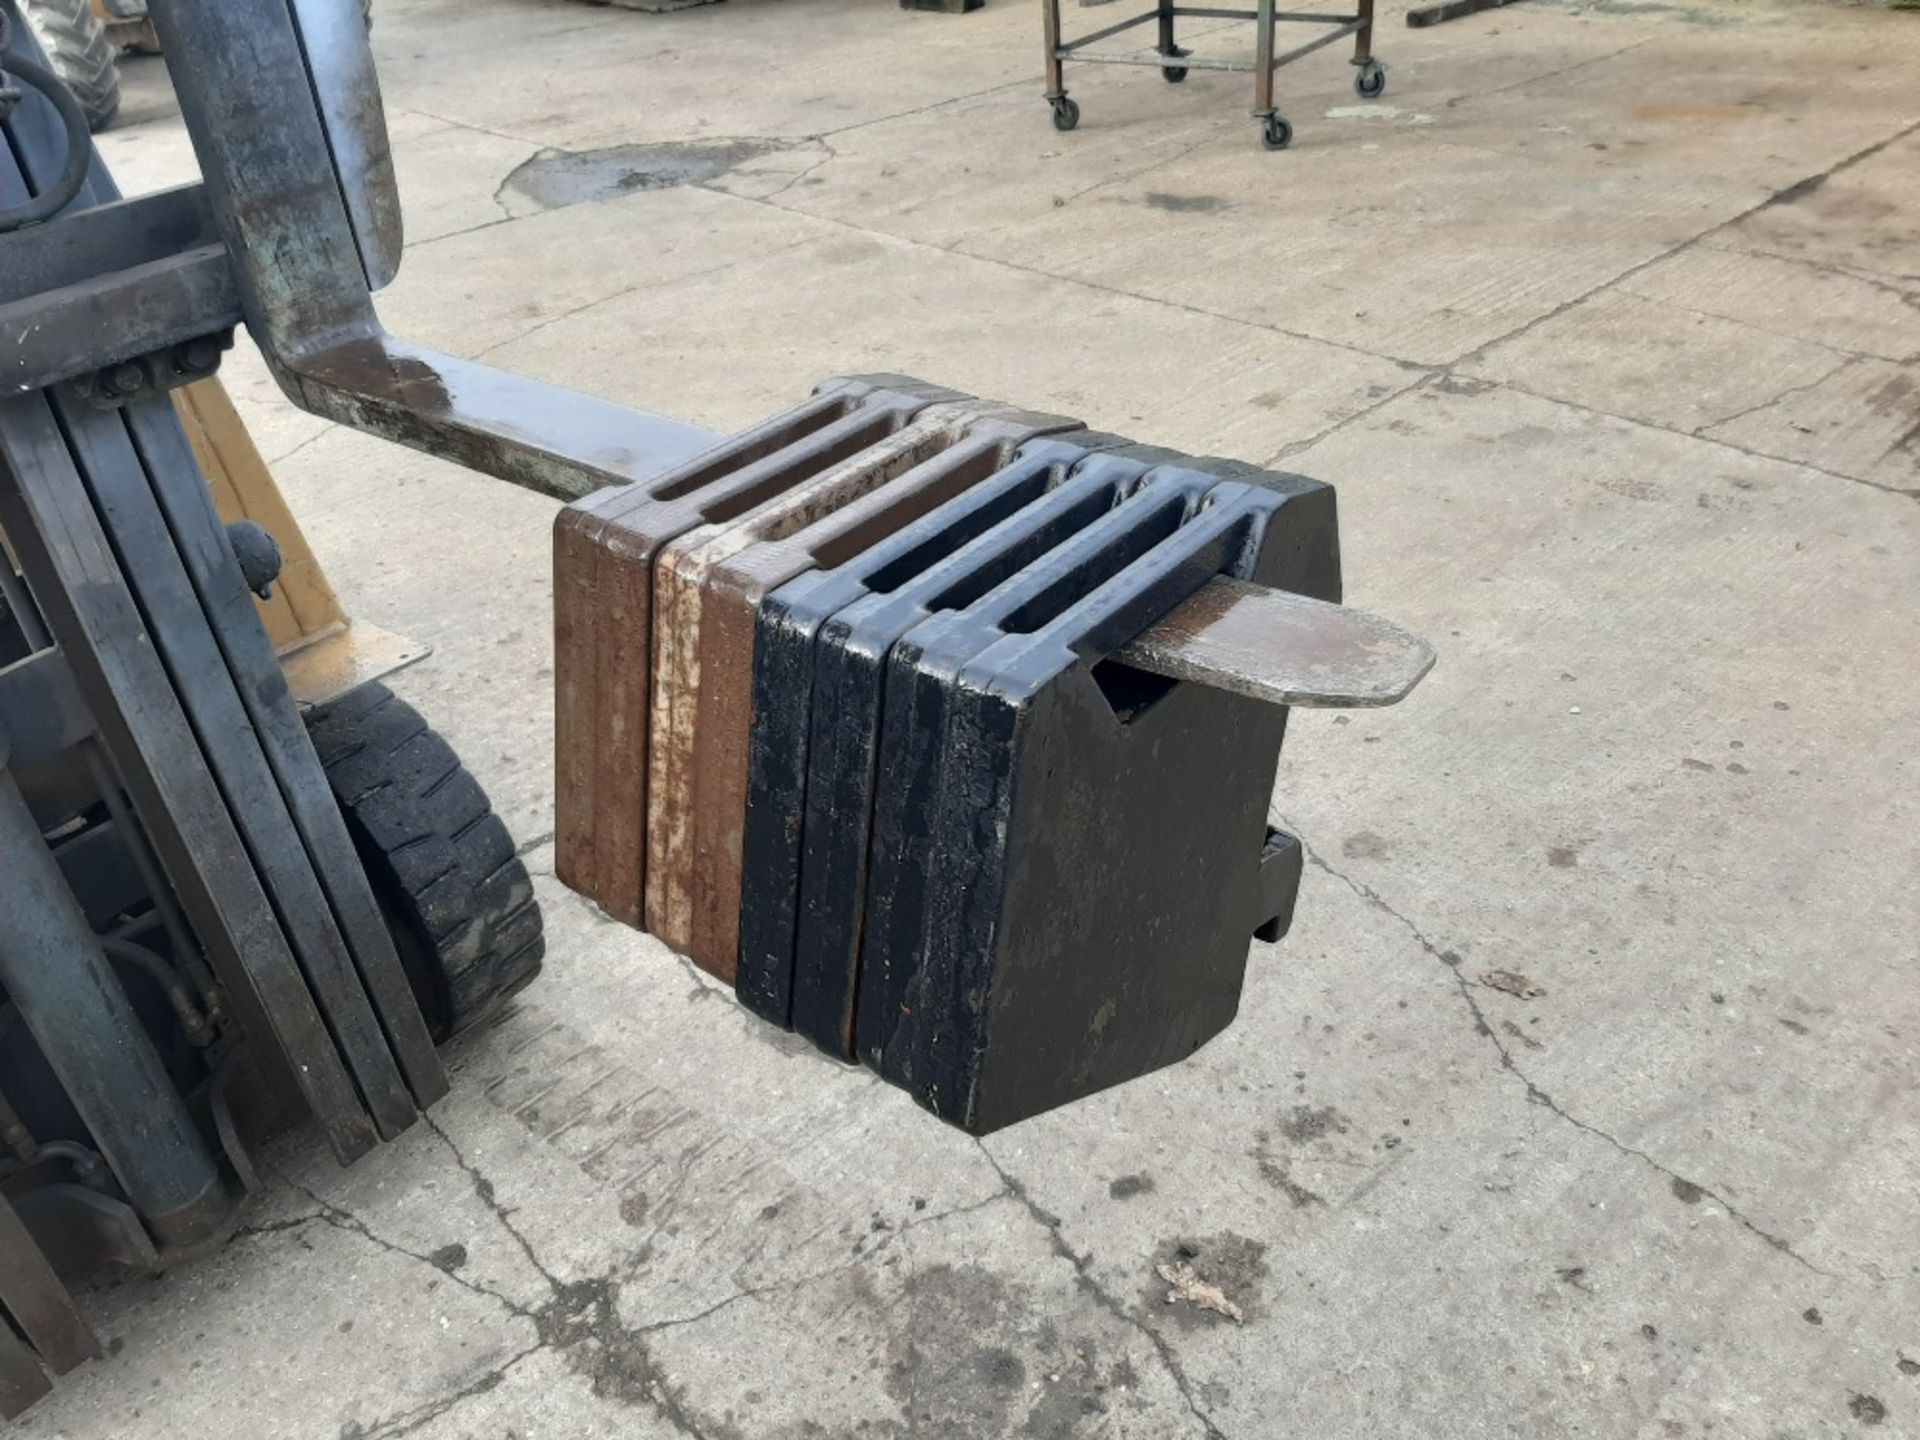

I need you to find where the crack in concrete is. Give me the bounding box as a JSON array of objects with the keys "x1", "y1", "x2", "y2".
[
  {"x1": 1494, "y1": 374, "x2": 1920, "y2": 502},
  {"x1": 466, "y1": 276, "x2": 674, "y2": 364},
  {"x1": 737, "y1": 139, "x2": 839, "y2": 203},
  {"x1": 307, "y1": 1109, "x2": 1019, "y2": 1438},
  {"x1": 463, "y1": 232, "x2": 821, "y2": 367},
  {"x1": 511, "y1": 827, "x2": 557, "y2": 859},
  {"x1": 275, "y1": 1168, "x2": 540, "y2": 1319},
  {"x1": 812, "y1": 76, "x2": 1034, "y2": 144},
  {"x1": 1696, "y1": 239, "x2": 1920, "y2": 312},
  {"x1": 975, "y1": 1142, "x2": 1229, "y2": 1440},
  {"x1": 1454, "y1": 115, "x2": 1920, "y2": 374},
  {"x1": 261, "y1": 425, "x2": 335, "y2": 470},
  {"x1": 1698, "y1": 352, "x2": 1854, "y2": 434},
  {"x1": 262, "y1": 1167, "x2": 557, "y2": 1440},
  {"x1": 556, "y1": 884, "x2": 762, "y2": 1009},
  {"x1": 404, "y1": 214, "x2": 519, "y2": 251},
  {"x1": 1258, "y1": 371, "x2": 1440, "y2": 469},
  {"x1": 347, "y1": 1344, "x2": 543, "y2": 1440},
  {"x1": 232, "y1": 1209, "x2": 325, "y2": 1238},
  {"x1": 717, "y1": 173, "x2": 1423, "y2": 372},
  {"x1": 1612, "y1": 286, "x2": 1904, "y2": 369},
  {"x1": 422, "y1": 1112, "x2": 566, "y2": 1292},
  {"x1": 1453, "y1": 34, "x2": 1660, "y2": 105},
  {"x1": 717, "y1": 112, "x2": 1920, "y2": 504},
  {"x1": 390, "y1": 104, "x2": 556, "y2": 154},
  {"x1": 1293, "y1": 842, "x2": 1843, "y2": 1280},
  {"x1": 295, "y1": 1117, "x2": 716, "y2": 1439},
  {"x1": 981, "y1": 113, "x2": 1246, "y2": 234}
]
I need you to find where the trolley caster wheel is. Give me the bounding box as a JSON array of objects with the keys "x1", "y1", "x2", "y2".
[
  {"x1": 1050, "y1": 95, "x2": 1081, "y2": 132},
  {"x1": 1260, "y1": 114, "x2": 1293, "y2": 151},
  {"x1": 1161, "y1": 45, "x2": 1190, "y2": 82},
  {"x1": 1354, "y1": 61, "x2": 1387, "y2": 99}
]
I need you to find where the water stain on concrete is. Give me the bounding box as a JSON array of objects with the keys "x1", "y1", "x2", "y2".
[
  {"x1": 1867, "y1": 372, "x2": 1916, "y2": 416},
  {"x1": 1849, "y1": 1393, "x2": 1888, "y2": 1426},
  {"x1": 1342, "y1": 831, "x2": 1392, "y2": 860},
  {"x1": 885, "y1": 1263, "x2": 1136, "y2": 1436},
  {"x1": 1143, "y1": 192, "x2": 1231, "y2": 214},
  {"x1": 1601, "y1": 476, "x2": 1666, "y2": 502},
  {"x1": 884, "y1": 1264, "x2": 1031, "y2": 1436},
  {"x1": 552, "y1": 1276, "x2": 740, "y2": 1436},
  {"x1": 1259, "y1": 1158, "x2": 1326, "y2": 1209},
  {"x1": 1109, "y1": 1173, "x2": 1155, "y2": 1200},
  {"x1": 1280, "y1": 1104, "x2": 1351, "y2": 1144},
  {"x1": 503, "y1": 139, "x2": 785, "y2": 211}
]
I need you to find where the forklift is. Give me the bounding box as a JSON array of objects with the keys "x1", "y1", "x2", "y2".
[
  {"x1": 0, "y1": 0, "x2": 567, "y2": 1414},
  {"x1": 0, "y1": 0, "x2": 1430, "y2": 1418}
]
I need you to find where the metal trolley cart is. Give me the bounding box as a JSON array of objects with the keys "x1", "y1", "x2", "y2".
[{"x1": 1041, "y1": 0, "x2": 1386, "y2": 150}]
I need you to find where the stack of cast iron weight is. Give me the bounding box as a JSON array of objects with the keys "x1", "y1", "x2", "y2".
[
  {"x1": 554, "y1": 377, "x2": 1431, "y2": 1134},
  {"x1": 740, "y1": 441, "x2": 1342, "y2": 1133},
  {"x1": 553, "y1": 375, "x2": 1079, "y2": 939},
  {"x1": 736, "y1": 435, "x2": 1277, "y2": 1044}
]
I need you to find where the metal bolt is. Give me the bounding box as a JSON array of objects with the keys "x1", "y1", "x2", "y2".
[{"x1": 179, "y1": 336, "x2": 223, "y2": 372}]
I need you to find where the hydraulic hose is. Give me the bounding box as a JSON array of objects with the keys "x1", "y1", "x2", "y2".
[{"x1": 0, "y1": 9, "x2": 91, "y2": 232}]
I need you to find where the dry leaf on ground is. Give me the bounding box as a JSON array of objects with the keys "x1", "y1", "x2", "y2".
[
  {"x1": 1481, "y1": 969, "x2": 1546, "y2": 999},
  {"x1": 1155, "y1": 1261, "x2": 1245, "y2": 1323}
]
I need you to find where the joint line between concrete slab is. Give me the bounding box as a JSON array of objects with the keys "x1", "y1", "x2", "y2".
[{"x1": 1286, "y1": 836, "x2": 1848, "y2": 1282}]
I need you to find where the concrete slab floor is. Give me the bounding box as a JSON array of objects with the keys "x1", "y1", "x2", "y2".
[{"x1": 27, "y1": 0, "x2": 1920, "y2": 1434}]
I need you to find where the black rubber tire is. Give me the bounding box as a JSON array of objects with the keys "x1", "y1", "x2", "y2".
[
  {"x1": 1261, "y1": 115, "x2": 1293, "y2": 151},
  {"x1": 1162, "y1": 66, "x2": 1188, "y2": 83},
  {"x1": 1354, "y1": 62, "x2": 1387, "y2": 100},
  {"x1": 305, "y1": 683, "x2": 543, "y2": 1043},
  {"x1": 1051, "y1": 96, "x2": 1081, "y2": 132},
  {"x1": 19, "y1": 0, "x2": 122, "y2": 133}
]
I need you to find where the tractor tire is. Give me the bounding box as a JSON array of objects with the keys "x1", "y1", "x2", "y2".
[
  {"x1": 305, "y1": 683, "x2": 544, "y2": 1043},
  {"x1": 19, "y1": 0, "x2": 121, "y2": 134}
]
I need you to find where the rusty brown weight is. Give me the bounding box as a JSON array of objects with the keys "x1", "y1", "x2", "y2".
[
  {"x1": 644, "y1": 400, "x2": 1081, "y2": 978},
  {"x1": 552, "y1": 377, "x2": 964, "y2": 925}
]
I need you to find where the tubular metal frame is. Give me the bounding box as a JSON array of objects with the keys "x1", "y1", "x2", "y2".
[{"x1": 1041, "y1": 0, "x2": 1383, "y2": 148}]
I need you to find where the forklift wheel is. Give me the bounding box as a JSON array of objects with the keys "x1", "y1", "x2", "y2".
[{"x1": 305, "y1": 683, "x2": 543, "y2": 1043}]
